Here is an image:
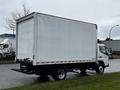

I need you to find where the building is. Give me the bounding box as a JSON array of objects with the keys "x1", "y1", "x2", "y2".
[{"x1": 102, "y1": 40, "x2": 120, "y2": 55}]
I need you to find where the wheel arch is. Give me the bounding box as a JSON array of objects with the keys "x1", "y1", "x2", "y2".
[
  {"x1": 98, "y1": 60, "x2": 105, "y2": 67},
  {"x1": 98, "y1": 60, "x2": 105, "y2": 68}
]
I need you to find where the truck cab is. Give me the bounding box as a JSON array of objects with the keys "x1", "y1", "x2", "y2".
[
  {"x1": 0, "y1": 43, "x2": 10, "y2": 59},
  {"x1": 96, "y1": 44, "x2": 109, "y2": 74},
  {"x1": 0, "y1": 39, "x2": 15, "y2": 60}
]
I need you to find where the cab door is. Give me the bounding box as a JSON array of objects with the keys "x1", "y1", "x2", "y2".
[{"x1": 98, "y1": 45, "x2": 109, "y2": 66}]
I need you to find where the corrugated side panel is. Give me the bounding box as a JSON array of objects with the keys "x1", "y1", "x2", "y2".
[
  {"x1": 17, "y1": 18, "x2": 34, "y2": 60},
  {"x1": 35, "y1": 14, "x2": 97, "y2": 65}
]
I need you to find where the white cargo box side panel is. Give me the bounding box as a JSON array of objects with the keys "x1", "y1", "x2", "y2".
[
  {"x1": 36, "y1": 14, "x2": 97, "y2": 65},
  {"x1": 17, "y1": 18, "x2": 34, "y2": 60}
]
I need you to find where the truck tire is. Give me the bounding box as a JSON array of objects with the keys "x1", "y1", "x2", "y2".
[
  {"x1": 52, "y1": 68, "x2": 66, "y2": 80},
  {"x1": 80, "y1": 68, "x2": 87, "y2": 76},
  {"x1": 40, "y1": 74, "x2": 48, "y2": 79},
  {"x1": 96, "y1": 63, "x2": 104, "y2": 74}
]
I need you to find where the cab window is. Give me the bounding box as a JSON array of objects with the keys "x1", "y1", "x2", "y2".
[
  {"x1": 3, "y1": 44, "x2": 9, "y2": 49},
  {"x1": 99, "y1": 46, "x2": 108, "y2": 55}
]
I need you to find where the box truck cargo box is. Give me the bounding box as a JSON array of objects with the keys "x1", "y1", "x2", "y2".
[{"x1": 16, "y1": 12, "x2": 109, "y2": 80}]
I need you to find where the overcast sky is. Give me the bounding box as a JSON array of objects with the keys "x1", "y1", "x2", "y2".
[{"x1": 1, "y1": 0, "x2": 120, "y2": 40}]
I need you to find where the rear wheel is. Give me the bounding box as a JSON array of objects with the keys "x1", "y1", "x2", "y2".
[
  {"x1": 80, "y1": 68, "x2": 87, "y2": 76},
  {"x1": 40, "y1": 73, "x2": 48, "y2": 79},
  {"x1": 52, "y1": 68, "x2": 66, "y2": 80},
  {"x1": 96, "y1": 63, "x2": 104, "y2": 74}
]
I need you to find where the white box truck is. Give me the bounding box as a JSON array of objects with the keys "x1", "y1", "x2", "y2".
[{"x1": 16, "y1": 12, "x2": 109, "y2": 80}]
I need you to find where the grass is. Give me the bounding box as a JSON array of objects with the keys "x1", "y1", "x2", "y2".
[
  {"x1": 0, "y1": 60, "x2": 15, "y2": 64},
  {"x1": 4, "y1": 72, "x2": 120, "y2": 90}
]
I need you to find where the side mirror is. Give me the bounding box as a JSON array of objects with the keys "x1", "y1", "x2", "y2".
[{"x1": 105, "y1": 52, "x2": 109, "y2": 55}]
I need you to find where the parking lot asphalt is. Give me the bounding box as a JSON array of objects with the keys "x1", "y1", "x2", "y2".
[{"x1": 0, "y1": 59, "x2": 120, "y2": 89}]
